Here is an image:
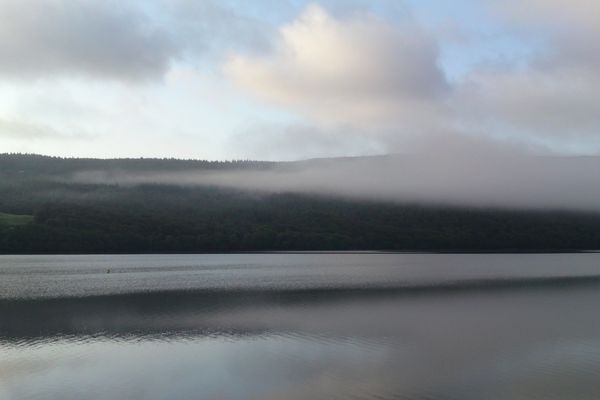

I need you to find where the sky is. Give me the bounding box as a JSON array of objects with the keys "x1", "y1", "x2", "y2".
[{"x1": 1, "y1": 0, "x2": 600, "y2": 160}]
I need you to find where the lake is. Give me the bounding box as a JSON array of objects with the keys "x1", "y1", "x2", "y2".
[{"x1": 1, "y1": 253, "x2": 600, "y2": 399}]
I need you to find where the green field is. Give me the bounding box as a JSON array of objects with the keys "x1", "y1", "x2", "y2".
[{"x1": 0, "y1": 212, "x2": 34, "y2": 226}]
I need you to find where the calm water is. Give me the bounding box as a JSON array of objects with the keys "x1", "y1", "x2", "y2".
[{"x1": 1, "y1": 253, "x2": 600, "y2": 399}]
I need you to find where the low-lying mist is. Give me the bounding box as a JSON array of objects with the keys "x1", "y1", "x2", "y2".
[{"x1": 68, "y1": 145, "x2": 600, "y2": 212}]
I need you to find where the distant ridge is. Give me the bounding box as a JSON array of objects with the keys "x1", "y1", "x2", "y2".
[{"x1": 1, "y1": 153, "x2": 600, "y2": 253}]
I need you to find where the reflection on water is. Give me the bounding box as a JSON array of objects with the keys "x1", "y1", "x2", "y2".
[{"x1": 1, "y1": 254, "x2": 600, "y2": 399}]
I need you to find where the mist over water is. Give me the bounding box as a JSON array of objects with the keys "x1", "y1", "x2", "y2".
[
  {"x1": 70, "y1": 151, "x2": 600, "y2": 211},
  {"x1": 2, "y1": 253, "x2": 600, "y2": 400}
]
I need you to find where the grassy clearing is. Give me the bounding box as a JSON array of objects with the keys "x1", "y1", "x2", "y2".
[{"x1": 0, "y1": 212, "x2": 34, "y2": 226}]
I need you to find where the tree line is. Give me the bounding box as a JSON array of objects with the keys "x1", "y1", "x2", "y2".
[{"x1": 1, "y1": 154, "x2": 600, "y2": 253}]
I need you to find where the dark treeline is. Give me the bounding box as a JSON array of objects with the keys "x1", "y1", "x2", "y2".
[
  {"x1": 0, "y1": 153, "x2": 274, "y2": 178},
  {"x1": 1, "y1": 154, "x2": 600, "y2": 253}
]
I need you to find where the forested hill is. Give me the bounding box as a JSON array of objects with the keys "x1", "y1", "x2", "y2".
[
  {"x1": 0, "y1": 153, "x2": 275, "y2": 177},
  {"x1": 1, "y1": 153, "x2": 600, "y2": 253}
]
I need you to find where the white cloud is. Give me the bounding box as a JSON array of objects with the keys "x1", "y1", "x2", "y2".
[
  {"x1": 225, "y1": 3, "x2": 600, "y2": 156},
  {"x1": 1, "y1": 0, "x2": 600, "y2": 161},
  {"x1": 225, "y1": 5, "x2": 448, "y2": 128}
]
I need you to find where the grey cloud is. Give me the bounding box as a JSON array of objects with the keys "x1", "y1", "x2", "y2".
[
  {"x1": 454, "y1": 68, "x2": 600, "y2": 140},
  {"x1": 0, "y1": 0, "x2": 177, "y2": 81},
  {"x1": 454, "y1": 0, "x2": 600, "y2": 144},
  {"x1": 493, "y1": 0, "x2": 600, "y2": 72}
]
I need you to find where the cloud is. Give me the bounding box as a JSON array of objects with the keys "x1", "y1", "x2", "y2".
[
  {"x1": 0, "y1": 0, "x2": 177, "y2": 81},
  {"x1": 498, "y1": 0, "x2": 600, "y2": 35},
  {"x1": 497, "y1": 0, "x2": 600, "y2": 76},
  {"x1": 225, "y1": 5, "x2": 448, "y2": 127},
  {"x1": 224, "y1": 2, "x2": 600, "y2": 156},
  {"x1": 0, "y1": 117, "x2": 82, "y2": 140},
  {"x1": 456, "y1": 67, "x2": 600, "y2": 141},
  {"x1": 228, "y1": 122, "x2": 385, "y2": 161},
  {"x1": 453, "y1": 0, "x2": 600, "y2": 146},
  {"x1": 2, "y1": 0, "x2": 600, "y2": 161}
]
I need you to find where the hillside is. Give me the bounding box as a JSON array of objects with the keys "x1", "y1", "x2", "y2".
[{"x1": 1, "y1": 154, "x2": 600, "y2": 253}]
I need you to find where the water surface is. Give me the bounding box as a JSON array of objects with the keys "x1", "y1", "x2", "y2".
[{"x1": 1, "y1": 253, "x2": 600, "y2": 399}]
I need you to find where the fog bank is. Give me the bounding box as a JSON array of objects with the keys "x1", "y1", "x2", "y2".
[{"x1": 70, "y1": 150, "x2": 600, "y2": 212}]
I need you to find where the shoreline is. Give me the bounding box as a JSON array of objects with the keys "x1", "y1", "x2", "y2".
[{"x1": 1, "y1": 249, "x2": 599, "y2": 256}]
